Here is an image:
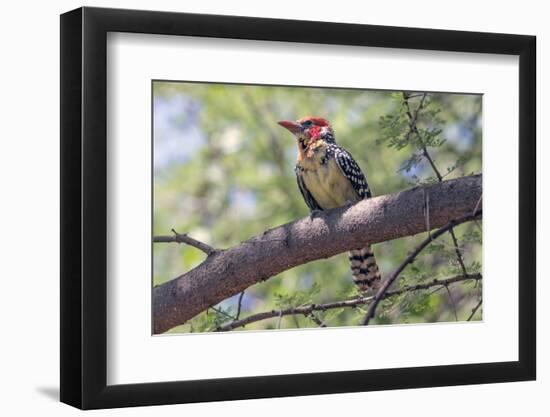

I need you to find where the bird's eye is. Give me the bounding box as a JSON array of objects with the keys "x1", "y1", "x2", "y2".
[{"x1": 302, "y1": 120, "x2": 313, "y2": 128}]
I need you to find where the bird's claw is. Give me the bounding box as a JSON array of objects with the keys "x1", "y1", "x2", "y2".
[{"x1": 310, "y1": 209, "x2": 323, "y2": 219}]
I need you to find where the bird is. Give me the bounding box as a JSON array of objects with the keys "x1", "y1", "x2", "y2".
[{"x1": 277, "y1": 116, "x2": 381, "y2": 292}]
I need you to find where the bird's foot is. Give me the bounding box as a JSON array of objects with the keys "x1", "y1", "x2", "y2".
[{"x1": 310, "y1": 209, "x2": 323, "y2": 219}]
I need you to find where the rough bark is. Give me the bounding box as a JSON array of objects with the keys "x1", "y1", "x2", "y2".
[{"x1": 153, "y1": 174, "x2": 482, "y2": 334}]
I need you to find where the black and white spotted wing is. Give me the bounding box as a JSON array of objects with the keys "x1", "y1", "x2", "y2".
[
  {"x1": 328, "y1": 144, "x2": 372, "y2": 199},
  {"x1": 294, "y1": 166, "x2": 322, "y2": 212}
]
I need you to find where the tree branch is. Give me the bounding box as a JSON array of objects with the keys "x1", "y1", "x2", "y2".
[
  {"x1": 216, "y1": 273, "x2": 481, "y2": 331},
  {"x1": 448, "y1": 228, "x2": 468, "y2": 276},
  {"x1": 308, "y1": 313, "x2": 327, "y2": 327},
  {"x1": 363, "y1": 210, "x2": 481, "y2": 325},
  {"x1": 153, "y1": 229, "x2": 217, "y2": 255},
  {"x1": 403, "y1": 92, "x2": 469, "y2": 277},
  {"x1": 444, "y1": 284, "x2": 459, "y2": 321},
  {"x1": 235, "y1": 291, "x2": 245, "y2": 320},
  {"x1": 153, "y1": 174, "x2": 482, "y2": 334},
  {"x1": 467, "y1": 298, "x2": 483, "y2": 321}
]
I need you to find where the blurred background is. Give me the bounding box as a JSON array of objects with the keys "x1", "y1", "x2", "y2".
[{"x1": 153, "y1": 81, "x2": 482, "y2": 333}]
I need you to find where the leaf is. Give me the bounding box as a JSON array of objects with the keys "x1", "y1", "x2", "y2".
[{"x1": 324, "y1": 308, "x2": 345, "y2": 324}]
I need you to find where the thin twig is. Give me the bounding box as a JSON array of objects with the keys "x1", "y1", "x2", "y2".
[
  {"x1": 449, "y1": 228, "x2": 468, "y2": 277},
  {"x1": 209, "y1": 306, "x2": 236, "y2": 321},
  {"x1": 308, "y1": 312, "x2": 327, "y2": 327},
  {"x1": 426, "y1": 240, "x2": 472, "y2": 254},
  {"x1": 277, "y1": 310, "x2": 283, "y2": 329},
  {"x1": 363, "y1": 210, "x2": 481, "y2": 325},
  {"x1": 216, "y1": 273, "x2": 481, "y2": 331},
  {"x1": 403, "y1": 93, "x2": 443, "y2": 181},
  {"x1": 217, "y1": 297, "x2": 370, "y2": 331},
  {"x1": 386, "y1": 273, "x2": 482, "y2": 297},
  {"x1": 473, "y1": 194, "x2": 483, "y2": 232},
  {"x1": 235, "y1": 291, "x2": 245, "y2": 320},
  {"x1": 428, "y1": 285, "x2": 445, "y2": 296},
  {"x1": 153, "y1": 229, "x2": 217, "y2": 255},
  {"x1": 444, "y1": 284, "x2": 459, "y2": 321},
  {"x1": 473, "y1": 193, "x2": 483, "y2": 216},
  {"x1": 467, "y1": 298, "x2": 483, "y2": 321},
  {"x1": 403, "y1": 93, "x2": 470, "y2": 278},
  {"x1": 423, "y1": 187, "x2": 431, "y2": 236}
]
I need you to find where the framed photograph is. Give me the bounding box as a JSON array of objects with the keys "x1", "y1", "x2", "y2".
[{"x1": 60, "y1": 6, "x2": 536, "y2": 409}]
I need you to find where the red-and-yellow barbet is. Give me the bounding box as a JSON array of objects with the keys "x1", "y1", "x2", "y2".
[{"x1": 278, "y1": 116, "x2": 382, "y2": 292}]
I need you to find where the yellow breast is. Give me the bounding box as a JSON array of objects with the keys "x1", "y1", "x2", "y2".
[{"x1": 298, "y1": 146, "x2": 360, "y2": 210}]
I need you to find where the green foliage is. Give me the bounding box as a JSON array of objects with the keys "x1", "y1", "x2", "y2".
[
  {"x1": 153, "y1": 82, "x2": 482, "y2": 332},
  {"x1": 274, "y1": 282, "x2": 321, "y2": 310}
]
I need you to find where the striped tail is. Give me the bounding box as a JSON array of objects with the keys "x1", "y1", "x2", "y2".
[{"x1": 348, "y1": 246, "x2": 382, "y2": 292}]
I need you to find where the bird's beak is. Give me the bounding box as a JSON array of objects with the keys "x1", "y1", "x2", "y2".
[{"x1": 277, "y1": 120, "x2": 302, "y2": 135}]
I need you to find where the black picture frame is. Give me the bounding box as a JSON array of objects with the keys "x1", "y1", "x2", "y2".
[{"x1": 60, "y1": 6, "x2": 536, "y2": 410}]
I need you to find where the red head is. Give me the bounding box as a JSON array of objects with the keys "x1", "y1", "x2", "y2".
[{"x1": 277, "y1": 116, "x2": 334, "y2": 144}]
